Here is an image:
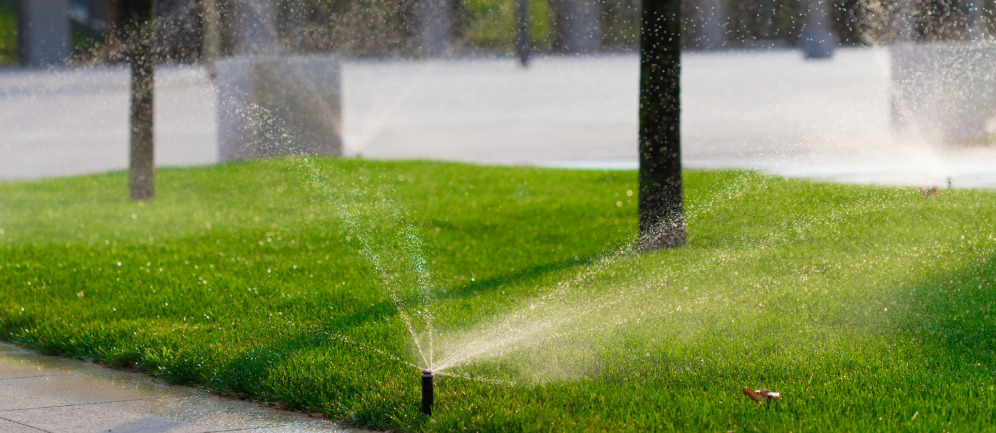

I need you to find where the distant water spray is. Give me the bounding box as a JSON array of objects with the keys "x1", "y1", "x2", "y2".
[
  {"x1": 349, "y1": 63, "x2": 436, "y2": 153},
  {"x1": 238, "y1": 101, "x2": 440, "y2": 371}
]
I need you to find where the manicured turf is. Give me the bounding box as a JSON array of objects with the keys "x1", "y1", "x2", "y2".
[{"x1": 1, "y1": 158, "x2": 995, "y2": 431}]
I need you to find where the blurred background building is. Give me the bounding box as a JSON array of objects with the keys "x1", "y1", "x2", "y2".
[{"x1": 0, "y1": 0, "x2": 992, "y2": 67}]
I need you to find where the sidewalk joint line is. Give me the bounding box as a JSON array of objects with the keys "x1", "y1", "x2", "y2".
[
  {"x1": 0, "y1": 397, "x2": 156, "y2": 413},
  {"x1": 0, "y1": 415, "x2": 52, "y2": 433},
  {"x1": 0, "y1": 373, "x2": 77, "y2": 381},
  {"x1": 203, "y1": 426, "x2": 277, "y2": 433}
]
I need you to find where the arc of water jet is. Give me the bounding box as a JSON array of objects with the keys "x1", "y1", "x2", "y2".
[
  {"x1": 401, "y1": 229, "x2": 438, "y2": 367},
  {"x1": 234, "y1": 101, "x2": 444, "y2": 371},
  {"x1": 437, "y1": 172, "x2": 885, "y2": 373},
  {"x1": 433, "y1": 370, "x2": 517, "y2": 387},
  {"x1": 450, "y1": 171, "x2": 766, "y2": 363},
  {"x1": 278, "y1": 146, "x2": 435, "y2": 369},
  {"x1": 359, "y1": 245, "x2": 432, "y2": 369},
  {"x1": 259, "y1": 97, "x2": 763, "y2": 374}
]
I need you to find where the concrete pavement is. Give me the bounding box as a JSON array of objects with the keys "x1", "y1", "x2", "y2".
[
  {"x1": 0, "y1": 344, "x2": 360, "y2": 433},
  {"x1": 2, "y1": 48, "x2": 995, "y2": 187}
]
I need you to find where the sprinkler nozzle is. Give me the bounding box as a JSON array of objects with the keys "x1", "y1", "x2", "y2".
[{"x1": 421, "y1": 370, "x2": 434, "y2": 416}]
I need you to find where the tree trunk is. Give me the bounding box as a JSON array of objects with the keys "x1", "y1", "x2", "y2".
[
  {"x1": 800, "y1": 0, "x2": 836, "y2": 59},
  {"x1": 287, "y1": 0, "x2": 308, "y2": 52},
  {"x1": 202, "y1": 0, "x2": 221, "y2": 78},
  {"x1": 964, "y1": 0, "x2": 984, "y2": 40},
  {"x1": 896, "y1": 0, "x2": 914, "y2": 42},
  {"x1": 130, "y1": 15, "x2": 155, "y2": 201},
  {"x1": 517, "y1": 0, "x2": 530, "y2": 66},
  {"x1": 638, "y1": 0, "x2": 684, "y2": 250}
]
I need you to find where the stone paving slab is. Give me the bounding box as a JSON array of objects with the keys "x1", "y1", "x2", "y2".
[{"x1": 0, "y1": 344, "x2": 362, "y2": 433}]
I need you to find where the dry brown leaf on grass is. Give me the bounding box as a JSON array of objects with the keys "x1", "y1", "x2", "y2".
[{"x1": 741, "y1": 387, "x2": 781, "y2": 402}]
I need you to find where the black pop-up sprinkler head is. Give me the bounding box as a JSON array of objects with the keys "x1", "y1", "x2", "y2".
[{"x1": 421, "y1": 369, "x2": 434, "y2": 416}]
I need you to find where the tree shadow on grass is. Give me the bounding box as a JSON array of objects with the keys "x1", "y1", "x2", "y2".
[
  {"x1": 893, "y1": 251, "x2": 996, "y2": 374},
  {"x1": 442, "y1": 253, "x2": 609, "y2": 301}
]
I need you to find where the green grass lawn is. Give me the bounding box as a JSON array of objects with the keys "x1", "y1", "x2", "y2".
[{"x1": 1, "y1": 158, "x2": 995, "y2": 431}]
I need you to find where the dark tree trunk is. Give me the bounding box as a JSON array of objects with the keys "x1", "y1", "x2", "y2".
[
  {"x1": 202, "y1": 0, "x2": 220, "y2": 78},
  {"x1": 516, "y1": 0, "x2": 530, "y2": 67},
  {"x1": 638, "y1": 0, "x2": 684, "y2": 250},
  {"x1": 130, "y1": 8, "x2": 155, "y2": 201}
]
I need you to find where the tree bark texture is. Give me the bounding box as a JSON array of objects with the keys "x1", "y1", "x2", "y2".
[
  {"x1": 130, "y1": 20, "x2": 155, "y2": 201},
  {"x1": 638, "y1": 0, "x2": 685, "y2": 250},
  {"x1": 517, "y1": 0, "x2": 531, "y2": 66}
]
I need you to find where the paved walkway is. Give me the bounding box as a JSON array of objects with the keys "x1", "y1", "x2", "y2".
[
  {"x1": 2, "y1": 48, "x2": 996, "y2": 187},
  {"x1": 0, "y1": 344, "x2": 360, "y2": 433}
]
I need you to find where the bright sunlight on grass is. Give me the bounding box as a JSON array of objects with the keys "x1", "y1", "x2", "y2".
[{"x1": 1, "y1": 158, "x2": 994, "y2": 431}]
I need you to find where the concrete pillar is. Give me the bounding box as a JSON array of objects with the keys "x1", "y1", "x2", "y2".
[
  {"x1": 553, "y1": 0, "x2": 600, "y2": 53},
  {"x1": 414, "y1": 0, "x2": 450, "y2": 56},
  {"x1": 799, "y1": 0, "x2": 836, "y2": 59},
  {"x1": 216, "y1": 55, "x2": 343, "y2": 161},
  {"x1": 17, "y1": 0, "x2": 71, "y2": 67},
  {"x1": 235, "y1": 0, "x2": 279, "y2": 55}
]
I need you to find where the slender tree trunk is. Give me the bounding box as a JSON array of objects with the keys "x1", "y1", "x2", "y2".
[
  {"x1": 964, "y1": 0, "x2": 984, "y2": 39},
  {"x1": 287, "y1": 0, "x2": 308, "y2": 52},
  {"x1": 202, "y1": 0, "x2": 220, "y2": 78},
  {"x1": 103, "y1": 0, "x2": 119, "y2": 62},
  {"x1": 517, "y1": 0, "x2": 530, "y2": 66},
  {"x1": 800, "y1": 0, "x2": 835, "y2": 59},
  {"x1": 130, "y1": 17, "x2": 155, "y2": 201},
  {"x1": 638, "y1": 0, "x2": 684, "y2": 250},
  {"x1": 896, "y1": 0, "x2": 914, "y2": 42}
]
